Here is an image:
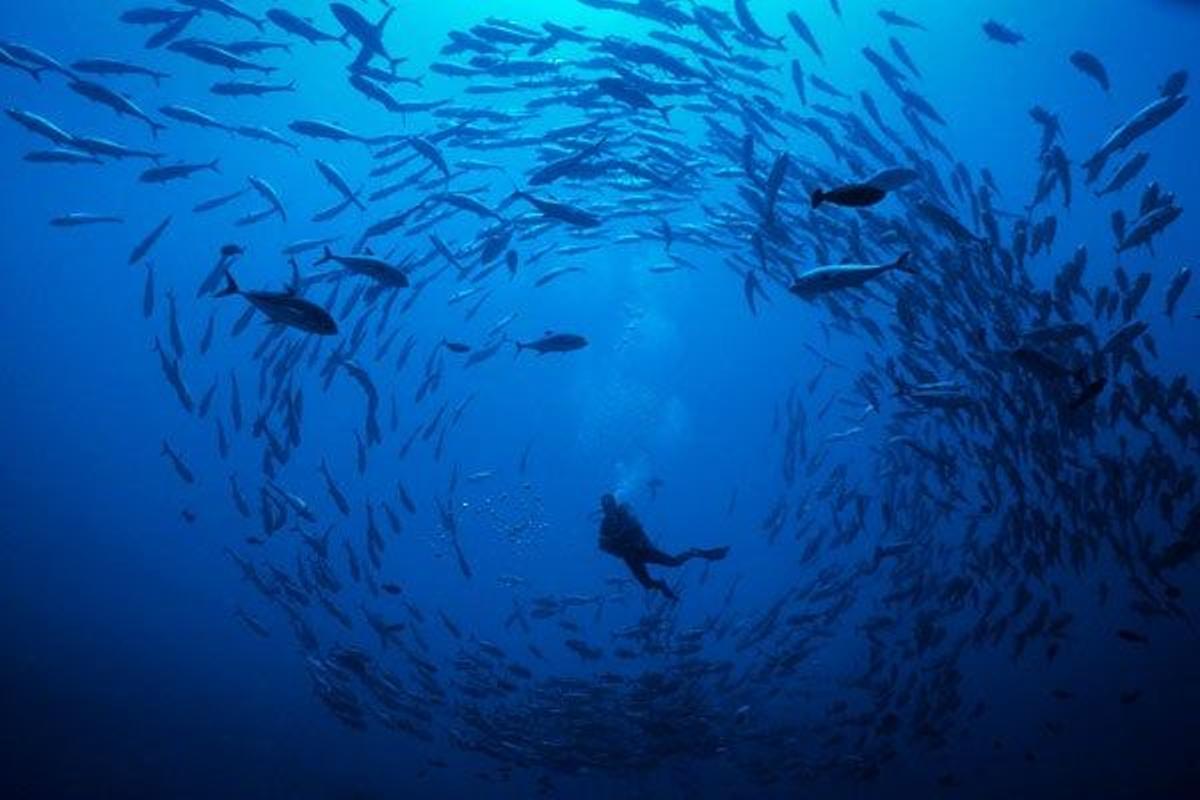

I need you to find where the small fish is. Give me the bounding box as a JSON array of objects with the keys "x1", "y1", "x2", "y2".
[
  {"x1": 23, "y1": 149, "x2": 103, "y2": 165},
  {"x1": 1069, "y1": 50, "x2": 1110, "y2": 92},
  {"x1": 50, "y1": 213, "x2": 123, "y2": 227},
  {"x1": 515, "y1": 332, "x2": 587, "y2": 354},
  {"x1": 534, "y1": 266, "x2": 584, "y2": 287},
  {"x1": 1116, "y1": 628, "x2": 1149, "y2": 645},
  {"x1": 161, "y1": 439, "x2": 195, "y2": 483},
  {"x1": 128, "y1": 215, "x2": 171, "y2": 265},
  {"x1": 982, "y1": 20, "x2": 1024, "y2": 45},
  {"x1": 72, "y1": 57, "x2": 169, "y2": 85},
  {"x1": 140, "y1": 160, "x2": 219, "y2": 184}
]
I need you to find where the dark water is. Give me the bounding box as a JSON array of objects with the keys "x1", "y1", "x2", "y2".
[{"x1": 0, "y1": 1, "x2": 1198, "y2": 798}]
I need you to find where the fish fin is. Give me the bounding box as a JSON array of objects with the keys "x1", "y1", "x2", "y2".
[{"x1": 215, "y1": 271, "x2": 239, "y2": 298}]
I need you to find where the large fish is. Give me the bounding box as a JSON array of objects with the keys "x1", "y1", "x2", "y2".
[
  {"x1": 789, "y1": 253, "x2": 915, "y2": 298},
  {"x1": 215, "y1": 270, "x2": 338, "y2": 335}
]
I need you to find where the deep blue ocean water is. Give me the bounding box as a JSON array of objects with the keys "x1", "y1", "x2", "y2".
[{"x1": 0, "y1": 1, "x2": 1198, "y2": 798}]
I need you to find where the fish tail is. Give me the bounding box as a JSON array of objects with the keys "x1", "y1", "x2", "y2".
[
  {"x1": 150, "y1": 121, "x2": 166, "y2": 139},
  {"x1": 316, "y1": 245, "x2": 335, "y2": 265},
  {"x1": 215, "y1": 271, "x2": 239, "y2": 298},
  {"x1": 892, "y1": 251, "x2": 916, "y2": 274},
  {"x1": 658, "y1": 104, "x2": 674, "y2": 122},
  {"x1": 810, "y1": 189, "x2": 824, "y2": 208},
  {"x1": 208, "y1": 158, "x2": 220, "y2": 173}
]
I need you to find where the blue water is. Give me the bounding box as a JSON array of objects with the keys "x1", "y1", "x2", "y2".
[{"x1": 1, "y1": 1, "x2": 1197, "y2": 798}]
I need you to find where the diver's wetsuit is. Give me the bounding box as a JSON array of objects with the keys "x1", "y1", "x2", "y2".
[{"x1": 598, "y1": 493, "x2": 729, "y2": 601}]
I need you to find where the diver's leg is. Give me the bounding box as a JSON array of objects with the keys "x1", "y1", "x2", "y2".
[
  {"x1": 641, "y1": 547, "x2": 687, "y2": 567},
  {"x1": 693, "y1": 546, "x2": 730, "y2": 561},
  {"x1": 645, "y1": 546, "x2": 731, "y2": 566},
  {"x1": 624, "y1": 558, "x2": 678, "y2": 600}
]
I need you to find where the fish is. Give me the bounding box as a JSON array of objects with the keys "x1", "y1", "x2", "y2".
[
  {"x1": 6, "y1": 108, "x2": 75, "y2": 147},
  {"x1": 23, "y1": 149, "x2": 102, "y2": 165},
  {"x1": 194, "y1": 187, "x2": 249, "y2": 213},
  {"x1": 0, "y1": 44, "x2": 45, "y2": 81},
  {"x1": 72, "y1": 57, "x2": 169, "y2": 84},
  {"x1": 144, "y1": 9, "x2": 200, "y2": 49},
  {"x1": 1164, "y1": 267, "x2": 1191, "y2": 319},
  {"x1": 331, "y1": 3, "x2": 401, "y2": 68},
  {"x1": 534, "y1": 266, "x2": 584, "y2": 287},
  {"x1": 596, "y1": 76, "x2": 672, "y2": 121},
  {"x1": 50, "y1": 213, "x2": 123, "y2": 227},
  {"x1": 289, "y1": 119, "x2": 381, "y2": 145},
  {"x1": 789, "y1": 253, "x2": 915, "y2": 298},
  {"x1": 1160, "y1": 69, "x2": 1188, "y2": 98},
  {"x1": 167, "y1": 39, "x2": 275, "y2": 73},
  {"x1": 865, "y1": 167, "x2": 920, "y2": 192},
  {"x1": 1069, "y1": 50, "x2": 1110, "y2": 92},
  {"x1": 128, "y1": 216, "x2": 171, "y2": 265},
  {"x1": 1082, "y1": 95, "x2": 1187, "y2": 182},
  {"x1": 210, "y1": 79, "x2": 295, "y2": 97},
  {"x1": 786, "y1": 13, "x2": 823, "y2": 62},
  {"x1": 160, "y1": 439, "x2": 195, "y2": 483},
  {"x1": 982, "y1": 20, "x2": 1024, "y2": 45},
  {"x1": 68, "y1": 136, "x2": 162, "y2": 161},
  {"x1": 140, "y1": 160, "x2": 219, "y2": 183},
  {"x1": 266, "y1": 9, "x2": 343, "y2": 45},
  {"x1": 811, "y1": 183, "x2": 887, "y2": 209},
  {"x1": 68, "y1": 79, "x2": 166, "y2": 136},
  {"x1": 507, "y1": 190, "x2": 600, "y2": 228},
  {"x1": 215, "y1": 269, "x2": 338, "y2": 335},
  {"x1": 514, "y1": 332, "x2": 588, "y2": 354},
  {"x1": 879, "y1": 9, "x2": 927, "y2": 31},
  {"x1": 160, "y1": 104, "x2": 229, "y2": 131},
  {"x1": 1095, "y1": 152, "x2": 1149, "y2": 197},
  {"x1": 248, "y1": 176, "x2": 286, "y2": 220},
  {"x1": 314, "y1": 160, "x2": 365, "y2": 209},
  {"x1": 1116, "y1": 628, "x2": 1149, "y2": 645},
  {"x1": 0, "y1": 39, "x2": 74, "y2": 78},
  {"x1": 178, "y1": 0, "x2": 264, "y2": 32},
  {"x1": 316, "y1": 246, "x2": 409, "y2": 288}
]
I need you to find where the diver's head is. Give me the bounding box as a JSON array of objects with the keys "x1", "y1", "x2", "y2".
[{"x1": 600, "y1": 493, "x2": 617, "y2": 514}]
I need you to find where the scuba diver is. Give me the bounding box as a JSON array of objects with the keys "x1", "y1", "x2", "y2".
[{"x1": 597, "y1": 493, "x2": 729, "y2": 600}]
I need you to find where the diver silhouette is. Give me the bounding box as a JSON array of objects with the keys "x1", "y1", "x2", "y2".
[{"x1": 597, "y1": 493, "x2": 729, "y2": 600}]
